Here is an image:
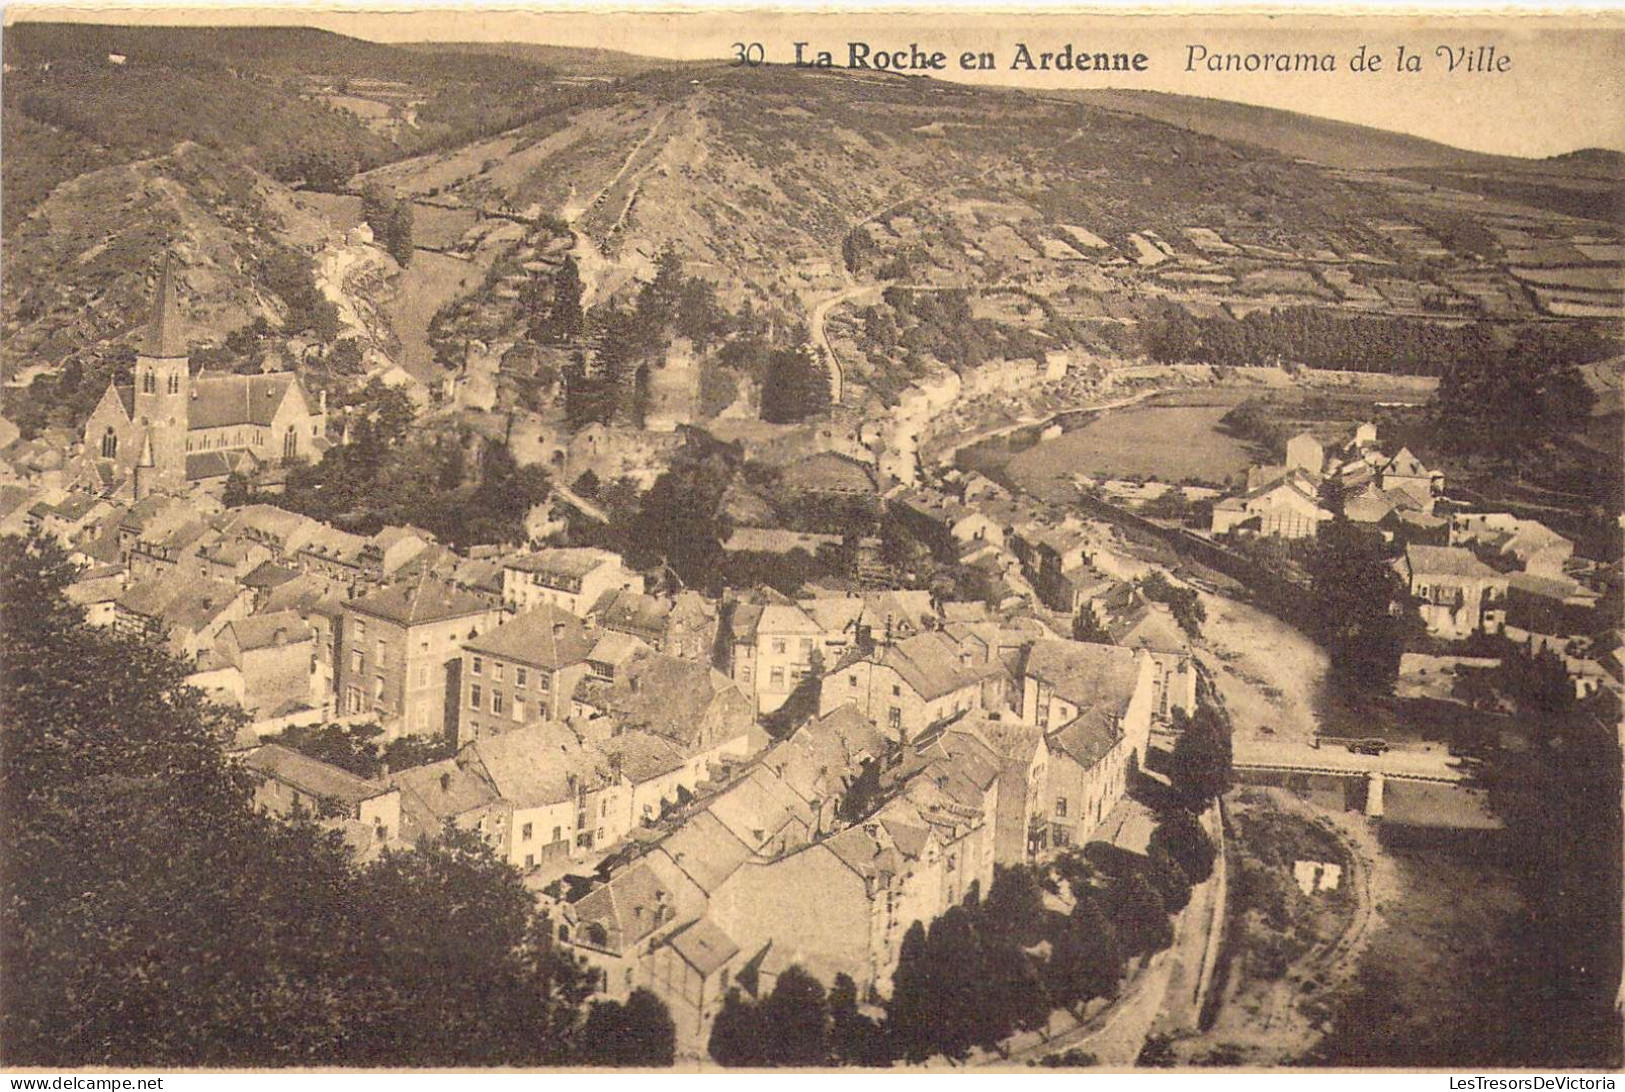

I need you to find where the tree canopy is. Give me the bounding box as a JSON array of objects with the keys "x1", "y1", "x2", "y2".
[{"x1": 0, "y1": 532, "x2": 660, "y2": 1066}]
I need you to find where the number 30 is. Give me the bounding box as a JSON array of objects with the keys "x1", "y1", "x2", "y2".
[{"x1": 731, "y1": 42, "x2": 765, "y2": 66}]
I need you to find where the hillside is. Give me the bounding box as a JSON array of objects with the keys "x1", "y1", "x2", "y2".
[
  {"x1": 1063, "y1": 89, "x2": 1624, "y2": 223},
  {"x1": 405, "y1": 41, "x2": 684, "y2": 78},
  {"x1": 354, "y1": 64, "x2": 1416, "y2": 316},
  {"x1": 6, "y1": 46, "x2": 1619, "y2": 426},
  {"x1": 0, "y1": 140, "x2": 408, "y2": 389},
  {"x1": 1, "y1": 23, "x2": 583, "y2": 232},
  {"x1": 1062, "y1": 89, "x2": 1506, "y2": 172}
]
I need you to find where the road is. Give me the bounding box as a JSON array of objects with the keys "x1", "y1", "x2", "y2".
[
  {"x1": 808, "y1": 282, "x2": 882, "y2": 406},
  {"x1": 1230, "y1": 736, "x2": 1467, "y2": 783},
  {"x1": 989, "y1": 838, "x2": 1225, "y2": 1067}
]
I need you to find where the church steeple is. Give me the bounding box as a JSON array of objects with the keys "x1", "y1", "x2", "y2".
[
  {"x1": 143, "y1": 251, "x2": 188, "y2": 359},
  {"x1": 133, "y1": 431, "x2": 156, "y2": 501}
]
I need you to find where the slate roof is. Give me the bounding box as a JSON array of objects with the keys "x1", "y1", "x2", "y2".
[
  {"x1": 244, "y1": 743, "x2": 389, "y2": 807},
  {"x1": 600, "y1": 729, "x2": 688, "y2": 785},
  {"x1": 823, "y1": 825, "x2": 903, "y2": 882},
  {"x1": 349, "y1": 578, "x2": 491, "y2": 627},
  {"x1": 144, "y1": 253, "x2": 188, "y2": 358},
  {"x1": 506, "y1": 547, "x2": 619, "y2": 578},
  {"x1": 593, "y1": 650, "x2": 746, "y2": 748},
  {"x1": 242, "y1": 560, "x2": 300, "y2": 592},
  {"x1": 462, "y1": 722, "x2": 614, "y2": 810},
  {"x1": 117, "y1": 574, "x2": 242, "y2": 632},
  {"x1": 389, "y1": 758, "x2": 502, "y2": 837},
  {"x1": 877, "y1": 631, "x2": 1000, "y2": 701},
  {"x1": 1049, "y1": 705, "x2": 1121, "y2": 769},
  {"x1": 664, "y1": 916, "x2": 740, "y2": 977},
  {"x1": 226, "y1": 610, "x2": 312, "y2": 652},
  {"x1": 588, "y1": 588, "x2": 672, "y2": 637},
  {"x1": 572, "y1": 860, "x2": 694, "y2": 954},
  {"x1": 706, "y1": 766, "x2": 813, "y2": 852},
  {"x1": 1023, "y1": 639, "x2": 1142, "y2": 711},
  {"x1": 187, "y1": 374, "x2": 306, "y2": 430},
  {"x1": 466, "y1": 604, "x2": 593, "y2": 669},
  {"x1": 1404, "y1": 545, "x2": 1503, "y2": 581},
  {"x1": 658, "y1": 810, "x2": 752, "y2": 894}
]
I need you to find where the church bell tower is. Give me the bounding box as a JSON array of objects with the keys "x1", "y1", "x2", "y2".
[{"x1": 131, "y1": 252, "x2": 190, "y2": 490}]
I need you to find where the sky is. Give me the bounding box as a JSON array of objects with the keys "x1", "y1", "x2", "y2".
[{"x1": 8, "y1": 4, "x2": 1625, "y2": 158}]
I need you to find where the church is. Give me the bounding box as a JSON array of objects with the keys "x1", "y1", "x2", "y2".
[{"x1": 83, "y1": 254, "x2": 329, "y2": 495}]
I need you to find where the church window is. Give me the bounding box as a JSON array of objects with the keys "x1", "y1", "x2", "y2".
[
  {"x1": 283, "y1": 426, "x2": 298, "y2": 461},
  {"x1": 167, "y1": 374, "x2": 180, "y2": 395},
  {"x1": 141, "y1": 371, "x2": 156, "y2": 394},
  {"x1": 100, "y1": 427, "x2": 118, "y2": 459}
]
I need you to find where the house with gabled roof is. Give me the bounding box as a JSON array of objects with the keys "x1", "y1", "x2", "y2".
[
  {"x1": 1018, "y1": 640, "x2": 1158, "y2": 850},
  {"x1": 242, "y1": 744, "x2": 402, "y2": 856},
  {"x1": 818, "y1": 629, "x2": 1009, "y2": 743},
  {"x1": 1211, "y1": 468, "x2": 1330, "y2": 540},
  {"x1": 214, "y1": 610, "x2": 317, "y2": 719},
  {"x1": 722, "y1": 593, "x2": 825, "y2": 715},
  {"x1": 114, "y1": 571, "x2": 251, "y2": 662},
  {"x1": 1396, "y1": 544, "x2": 1509, "y2": 639},
  {"x1": 457, "y1": 603, "x2": 595, "y2": 742},
  {"x1": 502, "y1": 546, "x2": 643, "y2": 617},
  {"x1": 457, "y1": 720, "x2": 630, "y2": 866},
  {"x1": 338, "y1": 577, "x2": 502, "y2": 738}
]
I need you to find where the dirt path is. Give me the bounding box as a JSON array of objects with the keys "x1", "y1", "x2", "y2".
[
  {"x1": 1175, "y1": 790, "x2": 1392, "y2": 1065},
  {"x1": 1197, "y1": 591, "x2": 1329, "y2": 752}
]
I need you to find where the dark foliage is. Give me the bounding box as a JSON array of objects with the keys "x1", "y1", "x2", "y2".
[{"x1": 0, "y1": 531, "x2": 649, "y2": 1066}]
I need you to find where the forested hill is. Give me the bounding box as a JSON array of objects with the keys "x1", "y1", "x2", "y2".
[{"x1": 1, "y1": 23, "x2": 577, "y2": 230}]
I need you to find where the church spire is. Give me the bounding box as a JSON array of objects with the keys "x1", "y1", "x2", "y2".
[{"x1": 143, "y1": 251, "x2": 188, "y2": 359}]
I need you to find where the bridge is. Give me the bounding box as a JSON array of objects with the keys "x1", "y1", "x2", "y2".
[{"x1": 1225, "y1": 737, "x2": 1472, "y2": 819}]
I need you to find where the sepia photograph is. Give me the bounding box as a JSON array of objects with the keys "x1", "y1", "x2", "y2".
[{"x1": 0, "y1": 3, "x2": 1621, "y2": 1075}]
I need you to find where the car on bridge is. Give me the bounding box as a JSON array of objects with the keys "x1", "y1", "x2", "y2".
[{"x1": 1346, "y1": 738, "x2": 1391, "y2": 756}]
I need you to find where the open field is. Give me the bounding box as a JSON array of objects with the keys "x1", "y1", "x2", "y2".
[{"x1": 1003, "y1": 403, "x2": 1254, "y2": 488}]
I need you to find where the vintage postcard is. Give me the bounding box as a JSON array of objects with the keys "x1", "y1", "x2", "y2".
[{"x1": 0, "y1": 4, "x2": 1621, "y2": 1077}]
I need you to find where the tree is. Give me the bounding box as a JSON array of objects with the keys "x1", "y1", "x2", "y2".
[
  {"x1": 1168, "y1": 703, "x2": 1233, "y2": 807},
  {"x1": 1103, "y1": 873, "x2": 1172, "y2": 957},
  {"x1": 919, "y1": 906, "x2": 987, "y2": 1060},
  {"x1": 884, "y1": 921, "x2": 936, "y2": 1063},
  {"x1": 0, "y1": 532, "x2": 603, "y2": 1067},
  {"x1": 530, "y1": 256, "x2": 584, "y2": 345},
  {"x1": 760, "y1": 346, "x2": 832, "y2": 424},
  {"x1": 978, "y1": 936, "x2": 1050, "y2": 1049},
  {"x1": 708, "y1": 988, "x2": 766, "y2": 1066},
  {"x1": 1307, "y1": 515, "x2": 1412, "y2": 695},
  {"x1": 1149, "y1": 809, "x2": 1216, "y2": 884},
  {"x1": 1137, "y1": 571, "x2": 1205, "y2": 638},
  {"x1": 1144, "y1": 844, "x2": 1193, "y2": 914},
  {"x1": 1072, "y1": 607, "x2": 1113, "y2": 645},
  {"x1": 1047, "y1": 896, "x2": 1123, "y2": 1007},
  {"x1": 760, "y1": 965, "x2": 829, "y2": 1065},
  {"x1": 827, "y1": 973, "x2": 884, "y2": 1066},
  {"x1": 981, "y1": 866, "x2": 1049, "y2": 949},
  {"x1": 578, "y1": 989, "x2": 676, "y2": 1067}
]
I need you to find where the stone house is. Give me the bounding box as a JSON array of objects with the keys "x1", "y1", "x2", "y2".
[
  {"x1": 818, "y1": 630, "x2": 1008, "y2": 744},
  {"x1": 1396, "y1": 544, "x2": 1509, "y2": 639},
  {"x1": 1017, "y1": 640, "x2": 1156, "y2": 850},
  {"x1": 338, "y1": 579, "x2": 503, "y2": 739},
  {"x1": 214, "y1": 610, "x2": 317, "y2": 719},
  {"x1": 502, "y1": 547, "x2": 644, "y2": 617},
  {"x1": 457, "y1": 604, "x2": 595, "y2": 743}
]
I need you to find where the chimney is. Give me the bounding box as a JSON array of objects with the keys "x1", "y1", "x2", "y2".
[
  {"x1": 553, "y1": 621, "x2": 566, "y2": 639},
  {"x1": 319, "y1": 389, "x2": 328, "y2": 414}
]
